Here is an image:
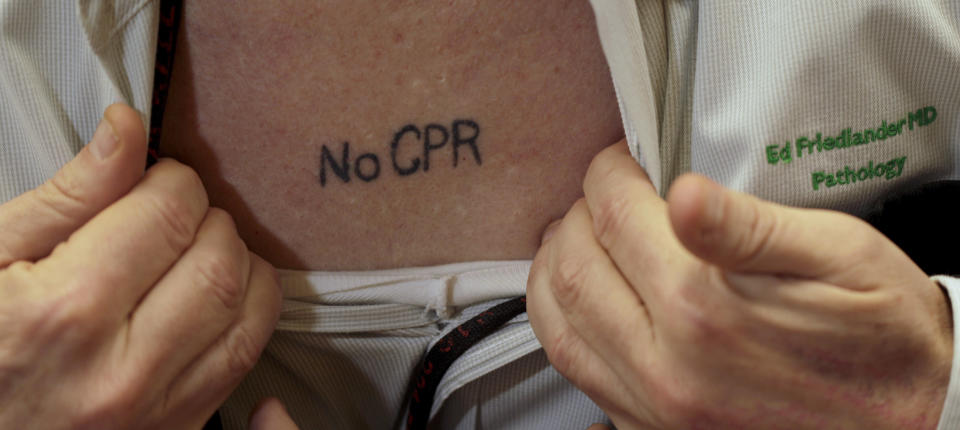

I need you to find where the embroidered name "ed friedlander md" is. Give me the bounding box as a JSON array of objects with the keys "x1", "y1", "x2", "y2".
[{"x1": 763, "y1": 106, "x2": 937, "y2": 191}]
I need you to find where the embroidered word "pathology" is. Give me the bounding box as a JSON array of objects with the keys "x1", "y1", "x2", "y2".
[
  {"x1": 765, "y1": 106, "x2": 937, "y2": 165},
  {"x1": 811, "y1": 156, "x2": 907, "y2": 191}
]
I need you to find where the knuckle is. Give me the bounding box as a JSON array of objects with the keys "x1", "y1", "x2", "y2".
[
  {"x1": 648, "y1": 377, "x2": 710, "y2": 429},
  {"x1": 81, "y1": 376, "x2": 145, "y2": 429},
  {"x1": 542, "y1": 328, "x2": 582, "y2": 379},
  {"x1": 841, "y1": 216, "x2": 887, "y2": 261},
  {"x1": 206, "y1": 207, "x2": 239, "y2": 233},
  {"x1": 585, "y1": 144, "x2": 621, "y2": 184},
  {"x1": 668, "y1": 284, "x2": 723, "y2": 346},
  {"x1": 155, "y1": 158, "x2": 205, "y2": 190},
  {"x1": 550, "y1": 253, "x2": 596, "y2": 307},
  {"x1": 31, "y1": 289, "x2": 110, "y2": 342},
  {"x1": 146, "y1": 191, "x2": 198, "y2": 253},
  {"x1": 195, "y1": 253, "x2": 245, "y2": 311},
  {"x1": 3, "y1": 264, "x2": 60, "y2": 336},
  {"x1": 35, "y1": 170, "x2": 88, "y2": 220},
  {"x1": 173, "y1": 162, "x2": 206, "y2": 199},
  {"x1": 669, "y1": 293, "x2": 745, "y2": 363},
  {"x1": 2, "y1": 259, "x2": 36, "y2": 282},
  {"x1": 102, "y1": 378, "x2": 144, "y2": 413},
  {"x1": 205, "y1": 208, "x2": 247, "y2": 254},
  {"x1": 591, "y1": 193, "x2": 634, "y2": 246},
  {"x1": 223, "y1": 326, "x2": 263, "y2": 376},
  {"x1": 526, "y1": 249, "x2": 550, "y2": 294},
  {"x1": 733, "y1": 202, "x2": 779, "y2": 267}
]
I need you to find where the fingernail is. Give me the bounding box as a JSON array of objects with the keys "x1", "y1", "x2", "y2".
[
  {"x1": 541, "y1": 220, "x2": 562, "y2": 245},
  {"x1": 90, "y1": 118, "x2": 120, "y2": 160}
]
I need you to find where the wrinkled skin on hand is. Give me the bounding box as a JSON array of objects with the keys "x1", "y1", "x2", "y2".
[
  {"x1": 528, "y1": 142, "x2": 953, "y2": 430},
  {"x1": 0, "y1": 105, "x2": 282, "y2": 429}
]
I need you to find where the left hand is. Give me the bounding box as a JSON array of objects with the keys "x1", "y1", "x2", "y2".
[{"x1": 527, "y1": 141, "x2": 953, "y2": 430}]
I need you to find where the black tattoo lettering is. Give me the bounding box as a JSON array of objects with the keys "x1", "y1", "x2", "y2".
[
  {"x1": 422, "y1": 124, "x2": 449, "y2": 172},
  {"x1": 319, "y1": 119, "x2": 481, "y2": 187},
  {"x1": 452, "y1": 119, "x2": 482, "y2": 167},
  {"x1": 320, "y1": 142, "x2": 350, "y2": 186},
  {"x1": 354, "y1": 153, "x2": 381, "y2": 182},
  {"x1": 391, "y1": 125, "x2": 421, "y2": 176}
]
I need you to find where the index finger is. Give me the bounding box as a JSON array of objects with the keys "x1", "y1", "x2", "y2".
[
  {"x1": 35, "y1": 159, "x2": 209, "y2": 315},
  {"x1": 581, "y1": 141, "x2": 692, "y2": 292}
]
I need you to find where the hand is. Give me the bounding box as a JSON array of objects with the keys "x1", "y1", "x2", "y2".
[
  {"x1": 528, "y1": 142, "x2": 953, "y2": 429},
  {"x1": 0, "y1": 104, "x2": 282, "y2": 429}
]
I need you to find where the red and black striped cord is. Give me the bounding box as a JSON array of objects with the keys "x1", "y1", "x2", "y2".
[
  {"x1": 149, "y1": 5, "x2": 228, "y2": 429},
  {"x1": 405, "y1": 296, "x2": 528, "y2": 430},
  {"x1": 147, "y1": 0, "x2": 182, "y2": 167}
]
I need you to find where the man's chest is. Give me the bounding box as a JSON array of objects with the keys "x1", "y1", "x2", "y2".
[{"x1": 159, "y1": 0, "x2": 623, "y2": 270}]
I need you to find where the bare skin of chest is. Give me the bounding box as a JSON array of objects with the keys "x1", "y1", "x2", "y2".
[{"x1": 160, "y1": 0, "x2": 623, "y2": 270}]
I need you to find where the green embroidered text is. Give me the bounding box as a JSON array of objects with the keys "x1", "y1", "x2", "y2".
[
  {"x1": 811, "y1": 156, "x2": 907, "y2": 191},
  {"x1": 765, "y1": 106, "x2": 936, "y2": 165}
]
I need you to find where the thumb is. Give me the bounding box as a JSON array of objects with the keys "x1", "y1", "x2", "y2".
[
  {"x1": 249, "y1": 398, "x2": 300, "y2": 430},
  {"x1": 667, "y1": 173, "x2": 872, "y2": 278},
  {"x1": 0, "y1": 103, "x2": 146, "y2": 267}
]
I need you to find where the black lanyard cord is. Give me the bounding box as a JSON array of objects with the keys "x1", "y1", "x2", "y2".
[
  {"x1": 147, "y1": 0, "x2": 183, "y2": 168},
  {"x1": 404, "y1": 296, "x2": 528, "y2": 430}
]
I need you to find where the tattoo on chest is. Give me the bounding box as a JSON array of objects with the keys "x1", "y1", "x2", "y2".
[{"x1": 318, "y1": 120, "x2": 482, "y2": 186}]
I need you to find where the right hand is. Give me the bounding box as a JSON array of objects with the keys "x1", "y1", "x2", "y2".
[
  {"x1": 528, "y1": 142, "x2": 951, "y2": 430},
  {"x1": 0, "y1": 104, "x2": 282, "y2": 429}
]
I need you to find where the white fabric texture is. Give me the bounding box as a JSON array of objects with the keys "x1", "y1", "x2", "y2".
[
  {"x1": 228, "y1": 264, "x2": 605, "y2": 429},
  {"x1": 0, "y1": 0, "x2": 156, "y2": 202},
  {"x1": 687, "y1": 1, "x2": 960, "y2": 215},
  {"x1": 278, "y1": 260, "x2": 531, "y2": 320},
  {"x1": 589, "y1": 0, "x2": 663, "y2": 192},
  {"x1": 232, "y1": 261, "x2": 598, "y2": 429}
]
